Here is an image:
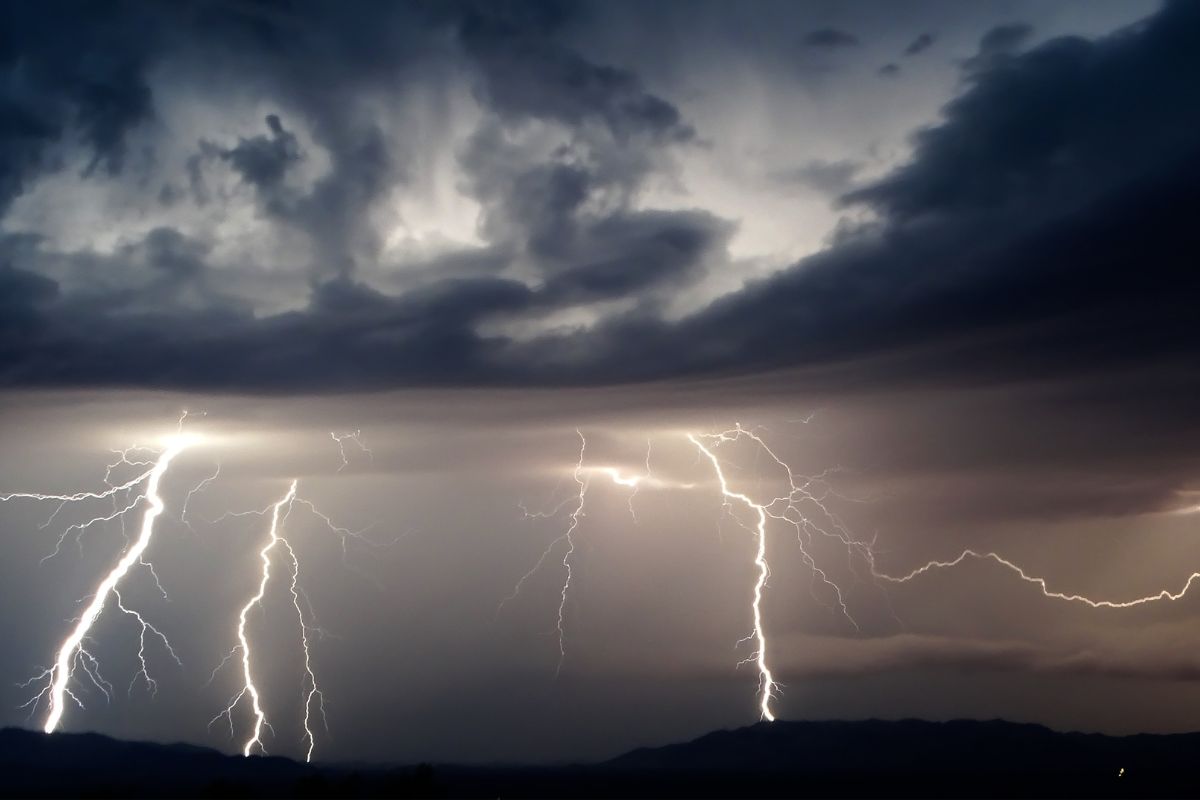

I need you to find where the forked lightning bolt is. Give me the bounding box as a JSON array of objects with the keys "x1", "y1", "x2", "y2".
[
  {"x1": 331, "y1": 430, "x2": 372, "y2": 472},
  {"x1": 503, "y1": 430, "x2": 589, "y2": 676},
  {"x1": 14, "y1": 434, "x2": 196, "y2": 732},
  {"x1": 688, "y1": 433, "x2": 778, "y2": 721},
  {"x1": 209, "y1": 481, "x2": 330, "y2": 761},
  {"x1": 874, "y1": 549, "x2": 1200, "y2": 608},
  {"x1": 0, "y1": 416, "x2": 372, "y2": 762},
  {"x1": 504, "y1": 432, "x2": 664, "y2": 676},
  {"x1": 509, "y1": 424, "x2": 867, "y2": 722}
]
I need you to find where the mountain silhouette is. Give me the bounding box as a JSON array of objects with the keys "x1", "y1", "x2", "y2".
[{"x1": 3, "y1": 719, "x2": 1196, "y2": 797}]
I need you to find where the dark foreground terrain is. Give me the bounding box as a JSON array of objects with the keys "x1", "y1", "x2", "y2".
[{"x1": 2, "y1": 719, "x2": 1197, "y2": 798}]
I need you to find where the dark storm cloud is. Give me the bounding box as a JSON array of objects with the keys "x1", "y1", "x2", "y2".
[
  {"x1": 962, "y1": 23, "x2": 1035, "y2": 73},
  {"x1": 978, "y1": 22, "x2": 1034, "y2": 55},
  {"x1": 802, "y1": 28, "x2": 861, "y2": 48},
  {"x1": 878, "y1": 63, "x2": 900, "y2": 77},
  {"x1": 0, "y1": 2, "x2": 162, "y2": 213},
  {"x1": 0, "y1": 264, "x2": 57, "y2": 345},
  {"x1": 536, "y1": 210, "x2": 731, "y2": 305},
  {"x1": 661, "y1": 0, "x2": 1200, "y2": 384},
  {"x1": 773, "y1": 159, "x2": 863, "y2": 196},
  {"x1": 0, "y1": 0, "x2": 1197, "y2": 414},
  {"x1": 458, "y1": 4, "x2": 694, "y2": 144},
  {"x1": 220, "y1": 114, "x2": 301, "y2": 191},
  {"x1": 903, "y1": 32, "x2": 936, "y2": 56}
]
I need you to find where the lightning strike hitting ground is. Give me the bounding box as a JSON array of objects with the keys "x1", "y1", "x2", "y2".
[
  {"x1": 4, "y1": 416, "x2": 390, "y2": 761},
  {"x1": 686, "y1": 424, "x2": 876, "y2": 721},
  {"x1": 688, "y1": 433, "x2": 779, "y2": 722},
  {"x1": 874, "y1": 549, "x2": 1200, "y2": 608},
  {"x1": 209, "y1": 481, "x2": 329, "y2": 761},
  {"x1": 508, "y1": 425, "x2": 863, "y2": 720},
  {"x1": 18, "y1": 434, "x2": 195, "y2": 732}
]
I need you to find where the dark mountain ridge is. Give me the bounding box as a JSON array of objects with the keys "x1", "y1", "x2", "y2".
[{"x1": 2, "y1": 718, "x2": 1195, "y2": 798}]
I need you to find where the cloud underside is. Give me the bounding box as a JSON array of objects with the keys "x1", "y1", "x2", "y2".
[
  {"x1": 779, "y1": 633, "x2": 1200, "y2": 684},
  {"x1": 0, "y1": 1, "x2": 1197, "y2": 404}
]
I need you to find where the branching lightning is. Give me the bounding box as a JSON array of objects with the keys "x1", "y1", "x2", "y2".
[
  {"x1": 206, "y1": 434, "x2": 388, "y2": 762},
  {"x1": 688, "y1": 433, "x2": 778, "y2": 721},
  {"x1": 504, "y1": 432, "x2": 672, "y2": 676},
  {"x1": 507, "y1": 423, "x2": 869, "y2": 722},
  {"x1": 1, "y1": 415, "x2": 378, "y2": 763},
  {"x1": 586, "y1": 439, "x2": 654, "y2": 523},
  {"x1": 503, "y1": 430, "x2": 589, "y2": 676},
  {"x1": 206, "y1": 480, "x2": 354, "y2": 762},
  {"x1": 874, "y1": 548, "x2": 1200, "y2": 608},
  {"x1": 19, "y1": 407, "x2": 1195, "y2": 757},
  {"x1": 685, "y1": 425, "x2": 873, "y2": 721},
  {"x1": 331, "y1": 430, "x2": 372, "y2": 472},
  {"x1": 693, "y1": 425, "x2": 867, "y2": 627},
  {"x1": 181, "y1": 461, "x2": 221, "y2": 532},
  {"x1": 15, "y1": 434, "x2": 196, "y2": 732}
]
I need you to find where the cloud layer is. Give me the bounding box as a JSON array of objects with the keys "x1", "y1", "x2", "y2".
[{"x1": 0, "y1": 0, "x2": 1194, "y2": 405}]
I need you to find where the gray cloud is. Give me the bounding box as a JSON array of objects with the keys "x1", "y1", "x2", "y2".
[
  {"x1": 963, "y1": 22, "x2": 1035, "y2": 72},
  {"x1": 779, "y1": 634, "x2": 1200, "y2": 684},
  {"x1": 802, "y1": 28, "x2": 861, "y2": 48},
  {"x1": 0, "y1": 0, "x2": 1194, "y2": 417},
  {"x1": 220, "y1": 114, "x2": 301, "y2": 191},
  {"x1": 773, "y1": 159, "x2": 863, "y2": 195},
  {"x1": 904, "y1": 32, "x2": 936, "y2": 56}
]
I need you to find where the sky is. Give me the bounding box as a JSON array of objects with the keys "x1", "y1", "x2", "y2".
[{"x1": 1, "y1": 0, "x2": 1199, "y2": 766}]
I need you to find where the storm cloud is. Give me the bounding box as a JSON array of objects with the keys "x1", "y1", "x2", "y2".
[{"x1": 0, "y1": 0, "x2": 1192, "y2": 406}]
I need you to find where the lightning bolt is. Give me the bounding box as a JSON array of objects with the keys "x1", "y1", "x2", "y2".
[
  {"x1": 502, "y1": 430, "x2": 589, "y2": 676},
  {"x1": 19, "y1": 434, "x2": 195, "y2": 732},
  {"x1": 4, "y1": 414, "x2": 385, "y2": 762},
  {"x1": 330, "y1": 430, "x2": 372, "y2": 472},
  {"x1": 687, "y1": 433, "x2": 779, "y2": 721},
  {"x1": 686, "y1": 423, "x2": 879, "y2": 721},
  {"x1": 2, "y1": 447, "x2": 156, "y2": 563},
  {"x1": 506, "y1": 423, "x2": 865, "y2": 722},
  {"x1": 505, "y1": 431, "x2": 667, "y2": 676},
  {"x1": 552, "y1": 433, "x2": 590, "y2": 677},
  {"x1": 584, "y1": 439, "x2": 653, "y2": 523},
  {"x1": 874, "y1": 549, "x2": 1200, "y2": 608},
  {"x1": 694, "y1": 425, "x2": 867, "y2": 626},
  {"x1": 180, "y1": 461, "x2": 221, "y2": 532},
  {"x1": 209, "y1": 480, "x2": 329, "y2": 761}
]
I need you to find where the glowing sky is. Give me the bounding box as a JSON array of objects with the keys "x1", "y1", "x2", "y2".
[{"x1": 1, "y1": 0, "x2": 1199, "y2": 766}]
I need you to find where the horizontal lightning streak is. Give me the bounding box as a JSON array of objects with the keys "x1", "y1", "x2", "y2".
[{"x1": 875, "y1": 549, "x2": 1200, "y2": 608}]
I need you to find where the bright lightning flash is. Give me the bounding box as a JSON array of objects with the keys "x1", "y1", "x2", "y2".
[
  {"x1": 508, "y1": 425, "x2": 867, "y2": 722},
  {"x1": 16, "y1": 434, "x2": 198, "y2": 732},
  {"x1": 504, "y1": 433, "x2": 668, "y2": 676},
  {"x1": 686, "y1": 425, "x2": 874, "y2": 721},
  {"x1": 209, "y1": 481, "x2": 329, "y2": 761},
  {"x1": 874, "y1": 549, "x2": 1200, "y2": 608},
  {"x1": 688, "y1": 433, "x2": 778, "y2": 721},
  {"x1": 503, "y1": 430, "x2": 589, "y2": 676},
  {"x1": 6, "y1": 416, "x2": 378, "y2": 762}
]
